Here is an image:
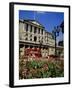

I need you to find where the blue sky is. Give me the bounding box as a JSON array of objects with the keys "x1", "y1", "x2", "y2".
[{"x1": 19, "y1": 10, "x2": 64, "y2": 33}]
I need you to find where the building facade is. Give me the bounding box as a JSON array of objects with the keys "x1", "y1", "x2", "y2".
[{"x1": 19, "y1": 19, "x2": 55, "y2": 58}]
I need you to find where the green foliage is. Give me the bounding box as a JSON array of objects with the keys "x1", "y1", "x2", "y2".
[{"x1": 19, "y1": 59, "x2": 64, "y2": 79}]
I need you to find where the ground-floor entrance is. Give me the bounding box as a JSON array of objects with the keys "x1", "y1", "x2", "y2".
[{"x1": 19, "y1": 42, "x2": 56, "y2": 59}]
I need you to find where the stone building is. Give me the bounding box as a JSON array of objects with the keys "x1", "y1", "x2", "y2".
[{"x1": 19, "y1": 19, "x2": 55, "y2": 58}]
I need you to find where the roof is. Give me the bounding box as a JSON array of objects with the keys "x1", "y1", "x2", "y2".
[
  {"x1": 19, "y1": 19, "x2": 44, "y2": 28},
  {"x1": 19, "y1": 19, "x2": 53, "y2": 36}
]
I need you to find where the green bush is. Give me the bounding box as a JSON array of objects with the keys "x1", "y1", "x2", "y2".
[{"x1": 19, "y1": 59, "x2": 64, "y2": 79}]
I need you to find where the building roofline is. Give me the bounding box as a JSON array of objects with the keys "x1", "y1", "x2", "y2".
[
  {"x1": 19, "y1": 19, "x2": 45, "y2": 28},
  {"x1": 19, "y1": 19, "x2": 53, "y2": 36}
]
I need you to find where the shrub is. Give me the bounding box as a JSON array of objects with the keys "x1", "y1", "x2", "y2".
[{"x1": 19, "y1": 59, "x2": 64, "y2": 79}]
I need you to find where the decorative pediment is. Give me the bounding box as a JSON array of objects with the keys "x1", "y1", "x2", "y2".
[{"x1": 31, "y1": 21, "x2": 41, "y2": 26}]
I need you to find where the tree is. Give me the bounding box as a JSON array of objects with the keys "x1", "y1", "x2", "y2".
[{"x1": 60, "y1": 21, "x2": 64, "y2": 34}]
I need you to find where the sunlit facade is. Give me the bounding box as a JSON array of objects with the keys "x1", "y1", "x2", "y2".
[{"x1": 19, "y1": 19, "x2": 55, "y2": 58}]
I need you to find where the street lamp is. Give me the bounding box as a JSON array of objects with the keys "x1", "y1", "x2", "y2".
[
  {"x1": 39, "y1": 38, "x2": 43, "y2": 57},
  {"x1": 52, "y1": 26, "x2": 61, "y2": 56}
]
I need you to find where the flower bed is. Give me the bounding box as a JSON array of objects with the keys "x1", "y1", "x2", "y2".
[{"x1": 19, "y1": 59, "x2": 64, "y2": 79}]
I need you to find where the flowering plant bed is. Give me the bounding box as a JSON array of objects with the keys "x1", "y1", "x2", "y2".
[{"x1": 19, "y1": 59, "x2": 64, "y2": 79}]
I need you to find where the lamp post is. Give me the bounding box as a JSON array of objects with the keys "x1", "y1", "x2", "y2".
[
  {"x1": 52, "y1": 26, "x2": 61, "y2": 56},
  {"x1": 39, "y1": 38, "x2": 43, "y2": 57}
]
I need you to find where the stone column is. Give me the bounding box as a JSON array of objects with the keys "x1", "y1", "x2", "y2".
[
  {"x1": 32, "y1": 26, "x2": 34, "y2": 34},
  {"x1": 27, "y1": 33, "x2": 29, "y2": 41},
  {"x1": 27, "y1": 34, "x2": 29, "y2": 41},
  {"x1": 28, "y1": 24, "x2": 30, "y2": 33},
  {"x1": 32, "y1": 34, "x2": 34, "y2": 42},
  {"x1": 37, "y1": 29, "x2": 39, "y2": 43},
  {"x1": 20, "y1": 45, "x2": 25, "y2": 57},
  {"x1": 43, "y1": 30, "x2": 45, "y2": 36},
  {"x1": 40, "y1": 28, "x2": 42, "y2": 35},
  {"x1": 37, "y1": 36, "x2": 39, "y2": 43},
  {"x1": 24, "y1": 23, "x2": 26, "y2": 32}
]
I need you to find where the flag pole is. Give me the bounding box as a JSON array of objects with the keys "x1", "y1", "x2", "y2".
[{"x1": 34, "y1": 11, "x2": 35, "y2": 20}]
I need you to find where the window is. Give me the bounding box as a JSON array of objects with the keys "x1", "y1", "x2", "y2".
[
  {"x1": 25, "y1": 37, "x2": 28, "y2": 40},
  {"x1": 30, "y1": 25, "x2": 32, "y2": 32},
  {"x1": 34, "y1": 27, "x2": 37, "y2": 33},
  {"x1": 41, "y1": 29, "x2": 43, "y2": 34},
  {"x1": 30, "y1": 35, "x2": 32, "y2": 37},
  {"x1": 25, "y1": 33, "x2": 28, "y2": 36},
  {"x1": 34, "y1": 36, "x2": 37, "y2": 42},
  {"x1": 25, "y1": 24, "x2": 28, "y2": 32},
  {"x1": 45, "y1": 36, "x2": 47, "y2": 39},
  {"x1": 38, "y1": 28, "x2": 40, "y2": 34},
  {"x1": 25, "y1": 45, "x2": 28, "y2": 48},
  {"x1": 30, "y1": 35, "x2": 32, "y2": 41},
  {"x1": 30, "y1": 38, "x2": 32, "y2": 41},
  {"x1": 38, "y1": 37, "x2": 40, "y2": 42}
]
